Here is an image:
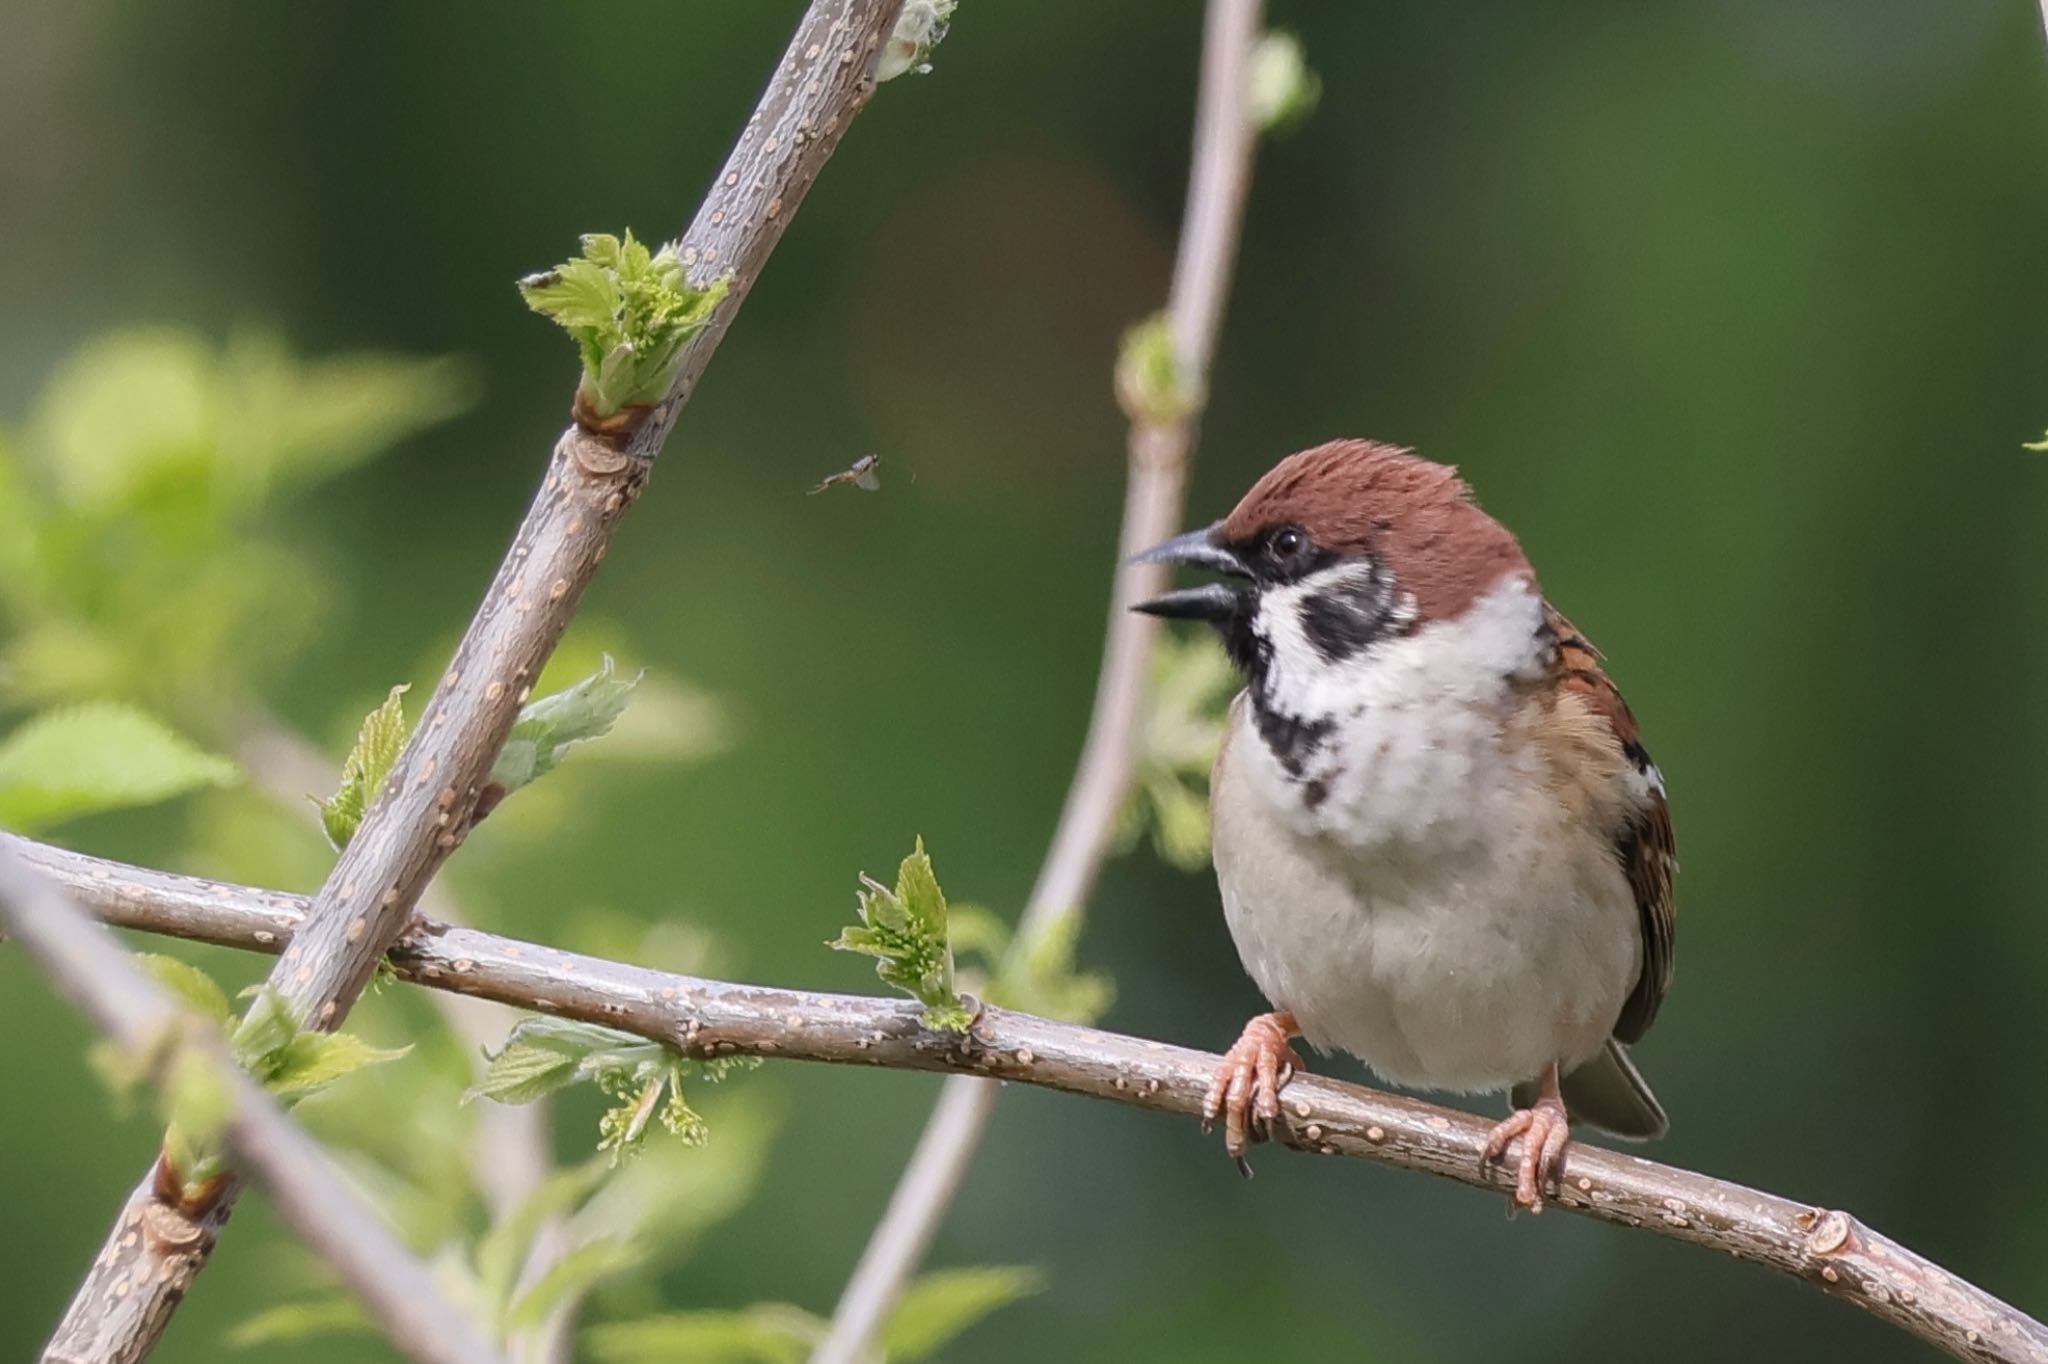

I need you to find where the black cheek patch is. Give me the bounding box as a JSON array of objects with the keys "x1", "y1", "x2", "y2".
[{"x1": 1299, "y1": 591, "x2": 1383, "y2": 664}]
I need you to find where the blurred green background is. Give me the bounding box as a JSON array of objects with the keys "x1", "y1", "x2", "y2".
[{"x1": 5, "y1": 1, "x2": 2048, "y2": 1360}]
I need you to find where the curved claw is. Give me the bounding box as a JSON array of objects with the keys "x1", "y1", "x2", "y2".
[
  {"x1": 1481, "y1": 1065, "x2": 1572, "y2": 1213},
  {"x1": 1202, "y1": 1012, "x2": 1304, "y2": 1168}
]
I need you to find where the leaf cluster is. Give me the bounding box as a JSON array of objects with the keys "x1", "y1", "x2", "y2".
[
  {"x1": 468, "y1": 1017, "x2": 757, "y2": 1164},
  {"x1": 519, "y1": 231, "x2": 728, "y2": 420},
  {"x1": 829, "y1": 838, "x2": 973, "y2": 1031}
]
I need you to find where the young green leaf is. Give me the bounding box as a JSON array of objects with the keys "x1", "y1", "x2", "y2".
[
  {"x1": 505, "y1": 1236, "x2": 645, "y2": 1331},
  {"x1": 519, "y1": 231, "x2": 729, "y2": 420},
  {"x1": 263, "y1": 1031, "x2": 410, "y2": 1100},
  {"x1": 317, "y1": 684, "x2": 410, "y2": 849},
  {"x1": 230, "y1": 985, "x2": 300, "y2": 1078},
  {"x1": 490, "y1": 654, "x2": 642, "y2": 795},
  {"x1": 829, "y1": 838, "x2": 973, "y2": 1031},
  {"x1": 475, "y1": 1158, "x2": 616, "y2": 1320},
  {"x1": 585, "y1": 1306, "x2": 822, "y2": 1364},
  {"x1": 133, "y1": 953, "x2": 233, "y2": 1026},
  {"x1": 881, "y1": 1265, "x2": 1048, "y2": 1362},
  {"x1": 161, "y1": 1047, "x2": 233, "y2": 1192},
  {"x1": 0, "y1": 702, "x2": 238, "y2": 831},
  {"x1": 470, "y1": 1017, "x2": 755, "y2": 1159},
  {"x1": 226, "y1": 1296, "x2": 373, "y2": 1348}
]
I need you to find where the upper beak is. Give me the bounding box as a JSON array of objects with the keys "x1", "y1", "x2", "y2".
[{"x1": 1128, "y1": 522, "x2": 1251, "y2": 622}]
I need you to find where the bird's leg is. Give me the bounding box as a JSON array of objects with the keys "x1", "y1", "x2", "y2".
[
  {"x1": 1481, "y1": 1061, "x2": 1572, "y2": 1213},
  {"x1": 1202, "y1": 1011, "x2": 1304, "y2": 1170}
]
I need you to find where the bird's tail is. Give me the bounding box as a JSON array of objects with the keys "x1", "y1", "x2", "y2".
[{"x1": 1512, "y1": 1039, "x2": 1668, "y2": 1140}]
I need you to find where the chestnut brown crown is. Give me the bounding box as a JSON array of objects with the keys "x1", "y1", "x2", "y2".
[{"x1": 1221, "y1": 439, "x2": 1534, "y2": 623}]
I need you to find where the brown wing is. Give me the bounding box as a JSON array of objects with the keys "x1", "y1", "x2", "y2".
[{"x1": 1545, "y1": 605, "x2": 1677, "y2": 1043}]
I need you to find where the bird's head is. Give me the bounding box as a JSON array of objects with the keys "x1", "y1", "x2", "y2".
[{"x1": 1132, "y1": 439, "x2": 1533, "y2": 683}]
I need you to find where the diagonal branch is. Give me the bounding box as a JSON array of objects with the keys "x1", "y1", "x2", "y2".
[
  {"x1": 811, "y1": 2, "x2": 1266, "y2": 1359},
  {"x1": 0, "y1": 843, "x2": 508, "y2": 1364},
  {"x1": 38, "y1": 4, "x2": 908, "y2": 1360},
  {"x1": 15, "y1": 832, "x2": 2047, "y2": 1364}
]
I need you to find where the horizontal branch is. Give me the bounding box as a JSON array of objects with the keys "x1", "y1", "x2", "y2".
[
  {"x1": 11, "y1": 832, "x2": 2045, "y2": 1364},
  {"x1": 0, "y1": 842, "x2": 507, "y2": 1364}
]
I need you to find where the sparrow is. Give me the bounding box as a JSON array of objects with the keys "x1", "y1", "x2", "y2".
[{"x1": 1133, "y1": 439, "x2": 1676, "y2": 1211}]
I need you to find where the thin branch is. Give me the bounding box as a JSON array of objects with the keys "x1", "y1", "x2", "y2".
[
  {"x1": 41, "y1": 4, "x2": 908, "y2": 1360},
  {"x1": 233, "y1": 714, "x2": 572, "y2": 1364},
  {"x1": 0, "y1": 844, "x2": 508, "y2": 1364},
  {"x1": 811, "y1": 2, "x2": 1266, "y2": 1359},
  {"x1": 14, "y1": 834, "x2": 2045, "y2": 1364}
]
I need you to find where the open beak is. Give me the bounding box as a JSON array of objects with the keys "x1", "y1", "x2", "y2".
[{"x1": 1129, "y1": 522, "x2": 1251, "y2": 622}]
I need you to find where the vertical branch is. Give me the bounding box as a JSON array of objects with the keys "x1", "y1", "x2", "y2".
[
  {"x1": 39, "y1": 4, "x2": 908, "y2": 1361},
  {"x1": 809, "y1": 4, "x2": 1266, "y2": 1361},
  {"x1": 0, "y1": 845, "x2": 509, "y2": 1364}
]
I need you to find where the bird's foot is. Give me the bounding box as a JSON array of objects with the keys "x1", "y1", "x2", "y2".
[
  {"x1": 1202, "y1": 1011, "x2": 1303, "y2": 1171},
  {"x1": 1481, "y1": 1067, "x2": 1571, "y2": 1213}
]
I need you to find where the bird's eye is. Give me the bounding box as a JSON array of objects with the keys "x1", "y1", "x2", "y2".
[{"x1": 1269, "y1": 526, "x2": 1307, "y2": 562}]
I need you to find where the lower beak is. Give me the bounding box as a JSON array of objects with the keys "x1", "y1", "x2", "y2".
[{"x1": 1128, "y1": 523, "x2": 1250, "y2": 623}]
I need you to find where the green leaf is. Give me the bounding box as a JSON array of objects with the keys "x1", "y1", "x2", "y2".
[
  {"x1": 2026, "y1": 431, "x2": 2048, "y2": 452},
  {"x1": 586, "y1": 1307, "x2": 822, "y2": 1364},
  {"x1": 505, "y1": 1236, "x2": 644, "y2": 1330},
  {"x1": 467, "y1": 1017, "x2": 660, "y2": 1107},
  {"x1": 264, "y1": 1031, "x2": 410, "y2": 1100},
  {"x1": 0, "y1": 702, "x2": 238, "y2": 831},
  {"x1": 491, "y1": 654, "x2": 642, "y2": 794},
  {"x1": 161, "y1": 1047, "x2": 233, "y2": 1192},
  {"x1": 520, "y1": 231, "x2": 729, "y2": 418},
  {"x1": 317, "y1": 684, "x2": 410, "y2": 849},
  {"x1": 226, "y1": 1297, "x2": 373, "y2": 1348},
  {"x1": 229, "y1": 986, "x2": 300, "y2": 1078},
  {"x1": 1246, "y1": 31, "x2": 1321, "y2": 135},
  {"x1": 134, "y1": 954, "x2": 232, "y2": 1026},
  {"x1": 881, "y1": 1265, "x2": 1048, "y2": 1362},
  {"x1": 829, "y1": 838, "x2": 971, "y2": 1031},
  {"x1": 475, "y1": 1158, "x2": 615, "y2": 1320}
]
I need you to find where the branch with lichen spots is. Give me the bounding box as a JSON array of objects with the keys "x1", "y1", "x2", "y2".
[{"x1": 12, "y1": 833, "x2": 2043, "y2": 1364}]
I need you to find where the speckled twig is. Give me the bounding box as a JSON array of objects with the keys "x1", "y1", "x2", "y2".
[
  {"x1": 0, "y1": 846, "x2": 506, "y2": 1364},
  {"x1": 33, "y1": 5, "x2": 907, "y2": 1361},
  {"x1": 22, "y1": 833, "x2": 2041, "y2": 1364}
]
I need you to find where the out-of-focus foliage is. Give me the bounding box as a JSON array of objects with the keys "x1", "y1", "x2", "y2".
[
  {"x1": 951, "y1": 905, "x2": 1114, "y2": 1025},
  {"x1": 1117, "y1": 631, "x2": 1237, "y2": 872},
  {"x1": 584, "y1": 1262, "x2": 1042, "y2": 1364},
  {"x1": 0, "y1": 702, "x2": 236, "y2": 830},
  {"x1": 0, "y1": 329, "x2": 473, "y2": 720},
  {"x1": 1246, "y1": 30, "x2": 1321, "y2": 135}
]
